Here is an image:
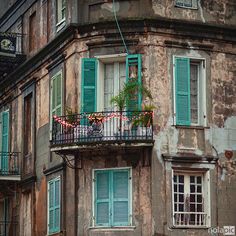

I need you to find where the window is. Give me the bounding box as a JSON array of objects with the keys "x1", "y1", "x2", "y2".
[
  {"x1": 172, "y1": 171, "x2": 210, "y2": 227},
  {"x1": 0, "y1": 110, "x2": 9, "y2": 173},
  {"x1": 93, "y1": 168, "x2": 132, "y2": 227},
  {"x1": 175, "y1": 0, "x2": 198, "y2": 9},
  {"x1": 174, "y1": 57, "x2": 206, "y2": 126},
  {"x1": 29, "y1": 12, "x2": 36, "y2": 52},
  {"x1": 56, "y1": 0, "x2": 66, "y2": 26},
  {"x1": 48, "y1": 177, "x2": 61, "y2": 234},
  {"x1": 81, "y1": 54, "x2": 142, "y2": 113},
  {"x1": 50, "y1": 71, "x2": 62, "y2": 135}
]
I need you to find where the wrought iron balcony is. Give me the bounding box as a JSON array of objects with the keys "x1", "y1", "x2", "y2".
[
  {"x1": 0, "y1": 152, "x2": 20, "y2": 180},
  {"x1": 51, "y1": 111, "x2": 154, "y2": 149},
  {"x1": 0, "y1": 221, "x2": 18, "y2": 236},
  {"x1": 0, "y1": 32, "x2": 26, "y2": 80}
]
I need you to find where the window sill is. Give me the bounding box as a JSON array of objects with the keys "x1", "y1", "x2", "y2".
[
  {"x1": 170, "y1": 225, "x2": 209, "y2": 229},
  {"x1": 175, "y1": 5, "x2": 198, "y2": 10},
  {"x1": 56, "y1": 19, "x2": 66, "y2": 33},
  {"x1": 89, "y1": 226, "x2": 136, "y2": 231},
  {"x1": 173, "y1": 125, "x2": 210, "y2": 130}
]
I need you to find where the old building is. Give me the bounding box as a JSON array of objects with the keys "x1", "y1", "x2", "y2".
[{"x1": 0, "y1": 0, "x2": 235, "y2": 235}]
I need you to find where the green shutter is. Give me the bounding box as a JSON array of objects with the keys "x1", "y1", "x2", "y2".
[
  {"x1": 126, "y1": 54, "x2": 142, "y2": 111},
  {"x1": 95, "y1": 169, "x2": 130, "y2": 227},
  {"x1": 51, "y1": 72, "x2": 62, "y2": 117},
  {"x1": 48, "y1": 178, "x2": 60, "y2": 234},
  {"x1": 112, "y1": 170, "x2": 129, "y2": 226},
  {"x1": 81, "y1": 58, "x2": 97, "y2": 112},
  {"x1": 95, "y1": 171, "x2": 110, "y2": 226},
  {"x1": 1, "y1": 111, "x2": 9, "y2": 173},
  {"x1": 175, "y1": 57, "x2": 191, "y2": 125}
]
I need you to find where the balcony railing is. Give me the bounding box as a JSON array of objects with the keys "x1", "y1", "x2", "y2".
[
  {"x1": 51, "y1": 111, "x2": 153, "y2": 147},
  {"x1": 0, "y1": 152, "x2": 20, "y2": 176},
  {"x1": 174, "y1": 212, "x2": 207, "y2": 227},
  {"x1": 0, "y1": 32, "x2": 26, "y2": 79},
  {"x1": 0, "y1": 221, "x2": 18, "y2": 236}
]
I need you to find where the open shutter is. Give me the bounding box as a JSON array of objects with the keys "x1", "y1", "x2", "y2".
[
  {"x1": 1, "y1": 111, "x2": 9, "y2": 173},
  {"x1": 95, "y1": 171, "x2": 110, "y2": 226},
  {"x1": 81, "y1": 58, "x2": 97, "y2": 112},
  {"x1": 175, "y1": 57, "x2": 191, "y2": 125},
  {"x1": 126, "y1": 54, "x2": 142, "y2": 111},
  {"x1": 112, "y1": 170, "x2": 129, "y2": 226}
]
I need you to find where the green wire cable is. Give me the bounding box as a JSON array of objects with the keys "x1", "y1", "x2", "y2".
[{"x1": 112, "y1": 0, "x2": 129, "y2": 54}]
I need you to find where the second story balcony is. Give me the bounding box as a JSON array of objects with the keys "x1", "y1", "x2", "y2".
[
  {"x1": 50, "y1": 111, "x2": 154, "y2": 153},
  {"x1": 0, "y1": 32, "x2": 26, "y2": 80},
  {"x1": 0, "y1": 152, "x2": 20, "y2": 181}
]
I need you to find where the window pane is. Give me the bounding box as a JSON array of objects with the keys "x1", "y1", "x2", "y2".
[
  {"x1": 190, "y1": 63, "x2": 198, "y2": 124},
  {"x1": 119, "y1": 62, "x2": 126, "y2": 92},
  {"x1": 104, "y1": 64, "x2": 114, "y2": 111},
  {"x1": 179, "y1": 175, "x2": 184, "y2": 183}
]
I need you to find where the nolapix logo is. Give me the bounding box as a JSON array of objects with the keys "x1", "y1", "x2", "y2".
[{"x1": 208, "y1": 226, "x2": 235, "y2": 235}]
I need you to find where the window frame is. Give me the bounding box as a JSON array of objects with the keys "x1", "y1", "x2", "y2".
[
  {"x1": 47, "y1": 176, "x2": 61, "y2": 235},
  {"x1": 56, "y1": 0, "x2": 66, "y2": 32},
  {"x1": 95, "y1": 54, "x2": 127, "y2": 112},
  {"x1": 173, "y1": 55, "x2": 206, "y2": 127},
  {"x1": 92, "y1": 167, "x2": 132, "y2": 228},
  {"x1": 171, "y1": 170, "x2": 211, "y2": 228}
]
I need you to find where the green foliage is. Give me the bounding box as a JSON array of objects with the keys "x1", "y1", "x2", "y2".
[{"x1": 110, "y1": 79, "x2": 153, "y2": 111}]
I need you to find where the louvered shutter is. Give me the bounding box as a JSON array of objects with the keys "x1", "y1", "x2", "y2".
[
  {"x1": 95, "y1": 171, "x2": 110, "y2": 226},
  {"x1": 54, "y1": 178, "x2": 60, "y2": 232},
  {"x1": 112, "y1": 170, "x2": 129, "y2": 226},
  {"x1": 1, "y1": 111, "x2": 9, "y2": 173},
  {"x1": 126, "y1": 54, "x2": 142, "y2": 111},
  {"x1": 51, "y1": 72, "x2": 62, "y2": 117},
  {"x1": 48, "y1": 178, "x2": 60, "y2": 234},
  {"x1": 81, "y1": 58, "x2": 97, "y2": 112},
  {"x1": 175, "y1": 57, "x2": 191, "y2": 125},
  {"x1": 48, "y1": 181, "x2": 54, "y2": 234}
]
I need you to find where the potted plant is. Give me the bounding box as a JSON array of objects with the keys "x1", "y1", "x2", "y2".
[
  {"x1": 132, "y1": 104, "x2": 155, "y2": 137},
  {"x1": 110, "y1": 80, "x2": 154, "y2": 138}
]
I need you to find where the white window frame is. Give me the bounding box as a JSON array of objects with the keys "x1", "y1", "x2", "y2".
[
  {"x1": 56, "y1": 0, "x2": 66, "y2": 32},
  {"x1": 47, "y1": 176, "x2": 61, "y2": 235},
  {"x1": 175, "y1": 0, "x2": 198, "y2": 9},
  {"x1": 171, "y1": 170, "x2": 211, "y2": 228},
  {"x1": 95, "y1": 53, "x2": 127, "y2": 112},
  {"x1": 92, "y1": 167, "x2": 133, "y2": 228},
  {"x1": 172, "y1": 55, "x2": 207, "y2": 127}
]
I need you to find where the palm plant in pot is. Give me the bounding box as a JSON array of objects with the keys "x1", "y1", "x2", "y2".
[{"x1": 110, "y1": 79, "x2": 154, "y2": 138}]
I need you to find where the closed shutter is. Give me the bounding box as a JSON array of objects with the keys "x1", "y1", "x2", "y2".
[
  {"x1": 81, "y1": 58, "x2": 97, "y2": 112},
  {"x1": 1, "y1": 111, "x2": 9, "y2": 172},
  {"x1": 95, "y1": 171, "x2": 110, "y2": 226},
  {"x1": 126, "y1": 54, "x2": 142, "y2": 111},
  {"x1": 112, "y1": 170, "x2": 129, "y2": 226},
  {"x1": 51, "y1": 72, "x2": 62, "y2": 117},
  {"x1": 48, "y1": 178, "x2": 60, "y2": 234},
  {"x1": 48, "y1": 181, "x2": 54, "y2": 233},
  {"x1": 175, "y1": 57, "x2": 191, "y2": 125}
]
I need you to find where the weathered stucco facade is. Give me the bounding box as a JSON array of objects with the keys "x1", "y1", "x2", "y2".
[{"x1": 0, "y1": 0, "x2": 235, "y2": 236}]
